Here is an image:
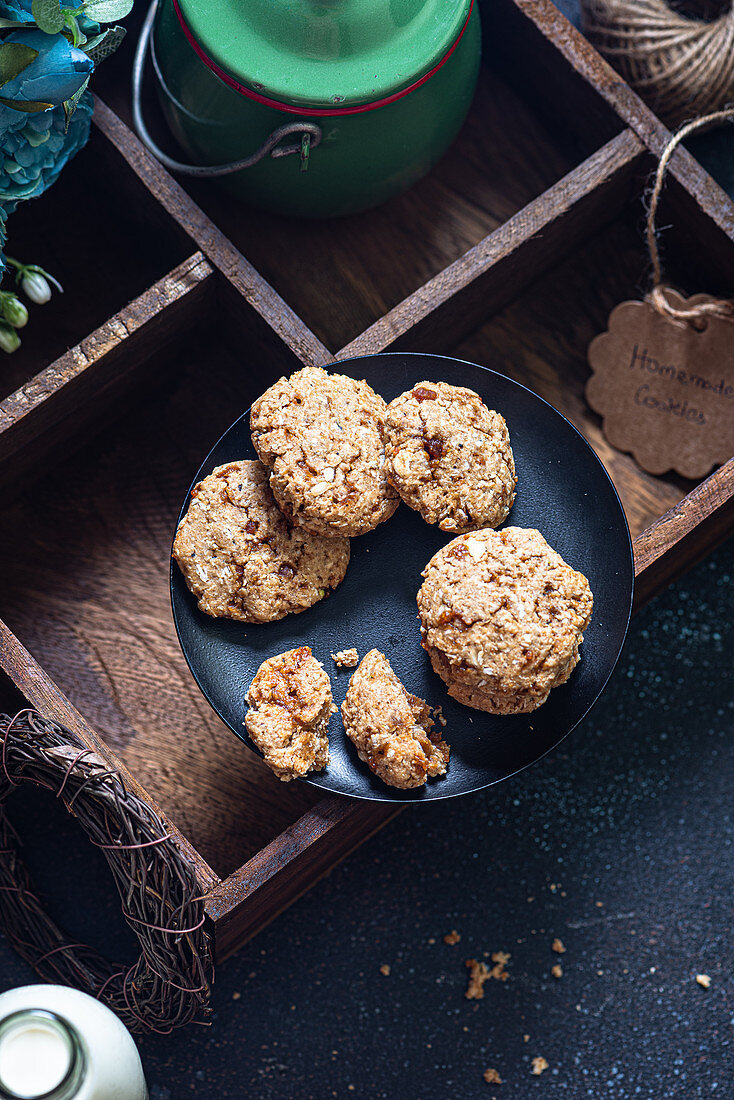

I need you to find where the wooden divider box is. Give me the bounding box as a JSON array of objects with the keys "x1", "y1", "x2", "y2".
[{"x1": 0, "y1": 0, "x2": 731, "y2": 960}]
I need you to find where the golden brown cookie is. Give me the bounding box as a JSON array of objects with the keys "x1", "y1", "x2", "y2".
[
  {"x1": 417, "y1": 528, "x2": 593, "y2": 714},
  {"x1": 245, "y1": 646, "x2": 333, "y2": 781},
  {"x1": 383, "y1": 381, "x2": 516, "y2": 532},
  {"x1": 341, "y1": 649, "x2": 449, "y2": 789},
  {"x1": 250, "y1": 366, "x2": 398, "y2": 537},
  {"x1": 172, "y1": 459, "x2": 349, "y2": 622}
]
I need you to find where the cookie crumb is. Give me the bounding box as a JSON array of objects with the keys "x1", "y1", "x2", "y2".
[
  {"x1": 231, "y1": 991, "x2": 241, "y2": 1000},
  {"x1": 465, "y1": 959, "x2": 490, "y2": 999},
  {"x1": 444, "y1": 929, "x2": 461, "y2": 945},
  {"x1": 487, "y1": 951, "x2": 511, "y2": 981},
  {"x1": 551, "y1": 964, "x2": 563, "y2": 979},
  {"x1": 331, "y1": 648, "x2": 359, "y2": 668},
  {"x1": 428, "y1": 937, "x2": 436, "y2": 945},
  {"x1": 531, "y1": 1057, "x2": 549, "y2": 1076},
  {"x1": 483, "y1": 1068, "x2": 502, "y2": 1084},
  {"x1": 379, "y1": 964, "x2": 391, "y2": 976},
  {"x1": 435, "y1": 705, "x2": 448, "y2": 727},
  {"x1": 695, "y1": 974, "x2": 711, "y2": 988},
  {"x1": 552, "y1": 937, "x2": 566, "y2": 954},
  {"x1": 523, "y1": 1034, "x2": 530, "y2": 1043}
]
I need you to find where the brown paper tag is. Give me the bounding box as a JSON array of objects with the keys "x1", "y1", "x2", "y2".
[{"x1": 586, "y1": 291, "x2": 734, "y2": 479}]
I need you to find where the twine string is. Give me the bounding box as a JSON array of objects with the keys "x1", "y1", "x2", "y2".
[
  {"x1": 581, "y1": 0, "x2": 734, "y2": 126},
  {"x1": 645, "y1": 106, "x2": 734, "y2": 323}
]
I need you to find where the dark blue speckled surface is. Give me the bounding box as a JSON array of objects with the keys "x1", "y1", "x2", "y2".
[{"x1": 1, "y1": 537, "x2": 732, "y2": 1098}]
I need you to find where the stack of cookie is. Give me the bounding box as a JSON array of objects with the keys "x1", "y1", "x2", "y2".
[{"x1": 417, "y1": 527, "x2": 594, "y2": 714}]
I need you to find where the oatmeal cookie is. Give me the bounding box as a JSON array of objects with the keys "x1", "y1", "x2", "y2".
[
  {"x1": 417, "y1": 528, "x2": 593, "y2": 714},
  {"x1": 341, "y1": 649, "x2": 449, "y2": 789},
  {"x1": 245, "y1": 646, "x2": 333, "y2": 781},
  {"x1": 383, "y1": 381, "x2": 516, "y2": 532},
  {"x1": 173, "y1": 459, "x2": 349, "y2": 622},
  {"x1": 250, "y1": 366, "x2": 398, "y2": 537}
]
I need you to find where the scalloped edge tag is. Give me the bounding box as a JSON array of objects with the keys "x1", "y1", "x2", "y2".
[{"x1": 586, "y1": 291, "x2": 734, "y2": 480}]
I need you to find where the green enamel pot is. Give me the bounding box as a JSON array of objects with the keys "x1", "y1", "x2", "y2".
[{"x1": 134, "y1": 0, "x2": 481, "y2": 218}]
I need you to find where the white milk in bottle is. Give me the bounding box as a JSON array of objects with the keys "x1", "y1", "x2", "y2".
[{"x1": 0, "y1": 985, "x2": 147, "y2": 1100}]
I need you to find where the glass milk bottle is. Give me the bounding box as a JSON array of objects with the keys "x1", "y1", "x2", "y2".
[{"x1": 0, "y1": 985, "x2": 147, "y2": 1100}]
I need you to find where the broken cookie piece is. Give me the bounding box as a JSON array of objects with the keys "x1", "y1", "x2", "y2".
[
  {"x1": 331, "y1": 647, "x2": 359, "y2": 668},
  {"x1": 245, "y1": 646, "x2": 333, "y2": 781},
  {"x1": 341, "y1": 649, "x2": 449, "y2": 789}
]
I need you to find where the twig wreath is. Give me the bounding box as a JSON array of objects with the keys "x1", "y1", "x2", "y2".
[
  {"x1": 581, "y1": 0, "x2": 734, "y2": 128},
  {"x1": 0, "y1": 709, "x2": 213, "y2": 1033}
]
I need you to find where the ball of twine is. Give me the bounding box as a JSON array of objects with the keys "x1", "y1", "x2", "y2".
[
  {"x1": 580, "y1": 0, "x2": 734, "y2": 127},
  {"x1": 0, "y1": 709, "x2": 213, "y2": 1034}
]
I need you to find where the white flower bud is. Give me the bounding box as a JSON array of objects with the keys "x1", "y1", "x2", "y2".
[
  {"x1": 0, "y1": 323, "x2": 20, "y2": 353},
  {"x1": 21, "y1": 270, "x2": 52, "y2": 304},
  {"x1": 2, "y1": 296, "x2": 28, "y2": 328}
]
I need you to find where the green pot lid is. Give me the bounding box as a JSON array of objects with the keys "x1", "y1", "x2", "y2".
[{"x1": 175, "y1": 0, "x2": 473, "y2": 109}]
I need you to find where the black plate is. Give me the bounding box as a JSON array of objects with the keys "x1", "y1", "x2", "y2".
[{"x1": 171, "y1": 353, "x2": 633, "y2": 802}]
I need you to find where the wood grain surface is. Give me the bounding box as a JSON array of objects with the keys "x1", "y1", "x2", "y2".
[
  {"x1": 0, "y1": 339, "x2": 325, "y2": 877},
  {"x1": 95, "y1": 52, "x2": 589, "y2": 353},
  {"x1": 0, "y1": 252, "x2": 213, "y2": 488}
]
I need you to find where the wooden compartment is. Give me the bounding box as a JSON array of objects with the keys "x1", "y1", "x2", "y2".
[{"x1": 0, "y1": 0, "x2": 732, "y2": 963}]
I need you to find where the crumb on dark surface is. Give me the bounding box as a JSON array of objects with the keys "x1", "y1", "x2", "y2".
[{"x1": 465, "y1": 959, "x2": 491, "y2": 1000}]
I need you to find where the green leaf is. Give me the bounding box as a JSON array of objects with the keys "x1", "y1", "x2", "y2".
[
  {"x1": 82, "y1": 25, "x2": 126, "y2": 64},
  {"x1": 62, "y1": 73, "x2": 88, "y2": 130},
  {"x1": 0, "y1": 96, "x2": 53, "y2": 112},
  {"x1": 0, "y1": 43, "x2": 38, "y2": 88},
  {"x1": 83, "y1": 0, "x2": 133, "y2": 23},
  {"x1": 31, "y1": 0, "x2": 65, "y2": 34},
  {"x1": 63, "y1": 13, "x2": 83, "y2": 47}
]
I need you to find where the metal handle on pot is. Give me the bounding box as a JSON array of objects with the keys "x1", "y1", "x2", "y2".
[{"x1": 132, "y1": 0, "x2": 322, "y2": 177}]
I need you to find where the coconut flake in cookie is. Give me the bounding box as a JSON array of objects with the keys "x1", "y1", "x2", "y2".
[
  {"x1": 341, "y1": 649, "x2": 449, "y2": 789},
  {"x1": 384, "y1": 381, "x2": 516, "y2": 532},
  {"x1": 245, "y1": 646, "x2": 333, "y2": 781},
  {"x1": 417, "y1": 527, "x2": 593, "y2": 714},
  {"x1": 250, "y1": 366, "x2": 398, "y2": 538},
  {"x1": 172, "y1": 459, "x2": 349, "y2": 623}
]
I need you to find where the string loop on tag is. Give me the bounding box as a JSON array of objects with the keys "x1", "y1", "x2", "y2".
[{"x1": 646, "y1": 106, "x2": 734, "y2": 325}]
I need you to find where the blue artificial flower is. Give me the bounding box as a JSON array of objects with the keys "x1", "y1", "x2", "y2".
[
  {"x1": 0, "y1": 1, "x2": 35, "y2": 28},
  {"x1": 0, "y1": 29, "x2": 92, "y2": 128},
  {"x1": 0, "y1": 88, "x2": 91, "y2": 213}
]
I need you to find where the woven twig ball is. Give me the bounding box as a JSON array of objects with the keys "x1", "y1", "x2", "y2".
[
  {"x1": 0, "y1": 710, "x2": 213, "y2": 1033},
  {"x1": 581, "y1": 0, "x2": 734, "y2": 128}
]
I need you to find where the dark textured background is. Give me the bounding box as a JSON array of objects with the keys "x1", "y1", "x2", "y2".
[{"x1": 1, "y1": 536, "x2": 731, "y2": 1098}]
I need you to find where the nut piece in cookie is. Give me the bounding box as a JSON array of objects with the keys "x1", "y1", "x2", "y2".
[
  {"x1": 250, "y1": 366, "x2": 399, "y2": 538},
  {"x1": 383, "y1": 381, "x2": 516, "y2": 532},
  {"x1": 341, "y1": 649, "x2": 449, "y2": 789},
  {"x1": 417, "y1": 527, "x2": 593, "y2": 714},
  {"x1": 245, "y1": 646, "x2": 333, "y2": 781},
  {"x1": 172, "y1": 459, "x2": 349, "y2": 623}
]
